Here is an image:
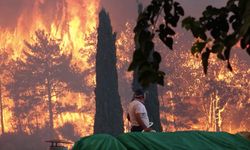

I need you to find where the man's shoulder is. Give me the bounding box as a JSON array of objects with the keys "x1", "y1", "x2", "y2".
[
  {"x1": 129, "y1": 100, "x2": 144, "y2": 108},
  {"x1": 130, "y1": 100, "x2": 142, "y2": 104}
]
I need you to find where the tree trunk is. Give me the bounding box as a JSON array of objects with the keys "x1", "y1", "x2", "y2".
[
  {"x1": 215, "y1": 95, "x2": 221, "y2": 132},
  {"x1": 47, "y1": 79, "x2": 54, "y2": 135},
  {"x1": 170, "y1": 99, "x2": 177, "y2": 131},
  {"x1": 17, "y1": 118, "x2": 23, "y2": 133},
  {"x1": 160, "y1": 94, "x2": 168, "y2": 131},
  {"x1": 144, "y1": 84, "x2": 162, "y2": 131},
  {"x1": 208, "y1": 97, "x2": 213, "y2": 131},
  {"x1": 0, "y1": 81, "x2": 4, "y2": 134}
]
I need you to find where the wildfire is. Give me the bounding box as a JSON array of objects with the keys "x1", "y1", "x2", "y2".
[
  {"x1": 2, "y1": 98, "x2": 14, "y2": 133},
  {"x1": 0, "y1": 0, "x2": 249, "y2": 140},
  {"x1": 116, "y1": 22, "x2": 134, "y2": 79},
  {"x1": 0, "y1": 0, "x2": 100, "y2": 136}
]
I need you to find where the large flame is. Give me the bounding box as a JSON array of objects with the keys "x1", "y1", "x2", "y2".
[
  {"x1": 2, "y1": 0, "x2": 99, "y2": 63},
  {"x1": 0, "y1": 0, "x2": 100, "y2": 136}
]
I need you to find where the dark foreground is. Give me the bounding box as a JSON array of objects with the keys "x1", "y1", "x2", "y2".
[{"x1": 73, "y1": 131, "x2": 250, "y2": 150}]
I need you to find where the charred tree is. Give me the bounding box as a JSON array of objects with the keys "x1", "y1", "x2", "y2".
[{"x1": 94, "y1": 9, "x2": 124, "y2": 136}]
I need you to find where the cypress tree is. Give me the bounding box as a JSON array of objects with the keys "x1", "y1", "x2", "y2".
[{"x1": 94, "y1": 9, "x2": 124, "y2": 136}]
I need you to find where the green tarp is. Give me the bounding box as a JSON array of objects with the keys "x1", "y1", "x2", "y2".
[
  {"x1": 73, "y1": 131, "x2": 250, "y2": 150},
  {"x1": 73, "y1": 134, "x2": 126, "y2": 150}
]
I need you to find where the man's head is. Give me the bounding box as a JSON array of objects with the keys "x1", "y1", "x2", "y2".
[{"x1": 134, "y1": 89, "x2": 145, "y2": 100}]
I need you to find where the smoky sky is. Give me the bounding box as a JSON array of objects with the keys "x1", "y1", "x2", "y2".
[
  {"x1": 0, "y1": 0, "x2": 27, "y2": 28},
  {"x1": 0, "y1": 0, "x2": 248, "y2": 62},
  {"x1": 100, "y1": 0, "x2": 227, "y2": 31},
  {"x1": 0, "y1": 0, "x2": 65, "y2": 29},
  {"x1": 100, "y1": 0, "x2": 249, "y2": 64},
  {"x1": 0, "y1": 0, "x2": 227, "y2": 30}
]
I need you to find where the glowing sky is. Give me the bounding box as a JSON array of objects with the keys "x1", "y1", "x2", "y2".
[
  {"x1": 0, "y1": 0, "x2": 227, "y2": 31},
  {"x1": 100, "y1": 0, "x2": 227, "y2": 30},
  {"x1": 0, "y1": 0, "x2": 249, "y2": 63}
]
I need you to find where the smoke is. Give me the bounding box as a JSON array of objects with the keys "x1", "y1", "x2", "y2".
[
  {"x1": 0, "y1": 0, "x2": 32, "y2": 29},
  {"x1": 0, "y1": 0, "x2": 92, "y2": 30},
  {"x1": 0, "y1": 0, "x2": 66, "y2": 30},
  {"x1": 38, "y1": 0, "x2": 66, "y2": 27}
]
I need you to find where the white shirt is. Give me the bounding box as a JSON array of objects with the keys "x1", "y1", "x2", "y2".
[{"x1": 128, "y1": 99, "x2": 149, "y2": 127}]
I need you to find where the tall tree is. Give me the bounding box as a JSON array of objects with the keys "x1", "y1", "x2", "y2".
[
  {"x1": 94, "y1": 9, "x2": 124, "y2": 136},
  {"x1": 131, "y1": 0, "x2": 162, "y2": 132},
  {"x1": 7, "y1": 30, "x2": 82, "y2": 135}
]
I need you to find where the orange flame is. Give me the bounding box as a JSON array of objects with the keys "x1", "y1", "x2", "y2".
[{"x1": 1, "y1": 0, "x2": 100, "y2": 137}]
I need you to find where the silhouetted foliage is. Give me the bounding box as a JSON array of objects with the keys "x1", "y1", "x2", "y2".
[
  {"x1": 182, "y1": 0, "x2": 250, "y2": 74},
  {"x1": 94, "y1": 9, "x2": 124, "y2": 136},
  {"x1": 128, "y1": 0, "x2": 184, "y2": 87},
  {"x1": 129, "y1": 0, "x2": 250, "y2": 87}
]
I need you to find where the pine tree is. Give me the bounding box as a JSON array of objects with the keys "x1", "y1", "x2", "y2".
[
  {"x1": 94, "y1": 9, "x2": 124, "y2": 136},
  {"x1": 7, "y1": 30, "x2": 82, "y2": 135}
]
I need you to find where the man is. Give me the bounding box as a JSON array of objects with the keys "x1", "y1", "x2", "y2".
[{"x1": 128, "y1": 89, "x2": 152, "y2": 132}]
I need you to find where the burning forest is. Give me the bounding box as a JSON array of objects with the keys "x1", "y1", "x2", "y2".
[{"x1": 0, "y1": 0, "x2": 249, "y2": 150}]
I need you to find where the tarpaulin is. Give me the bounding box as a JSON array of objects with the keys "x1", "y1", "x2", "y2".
[
  {"x1": 73, "y1": 131, "x2": 250, "y2": 150},
  {"x1": 72, "y1": 134, "x2": 126, "y2": 150}
]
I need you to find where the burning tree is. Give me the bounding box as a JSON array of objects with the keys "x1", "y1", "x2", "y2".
[
  {"x1": 94, "y1": 9, "x2": 124, "y2": 136},
  {"x1": 0, "y1": 49, "x2": 10, "y2": 135},
  {"x1": 158, "y1": 48, "x2": 250, "y2": 132},
  {"x1": 7, "y1": 30, "x2": 83, "y2": 135}
]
